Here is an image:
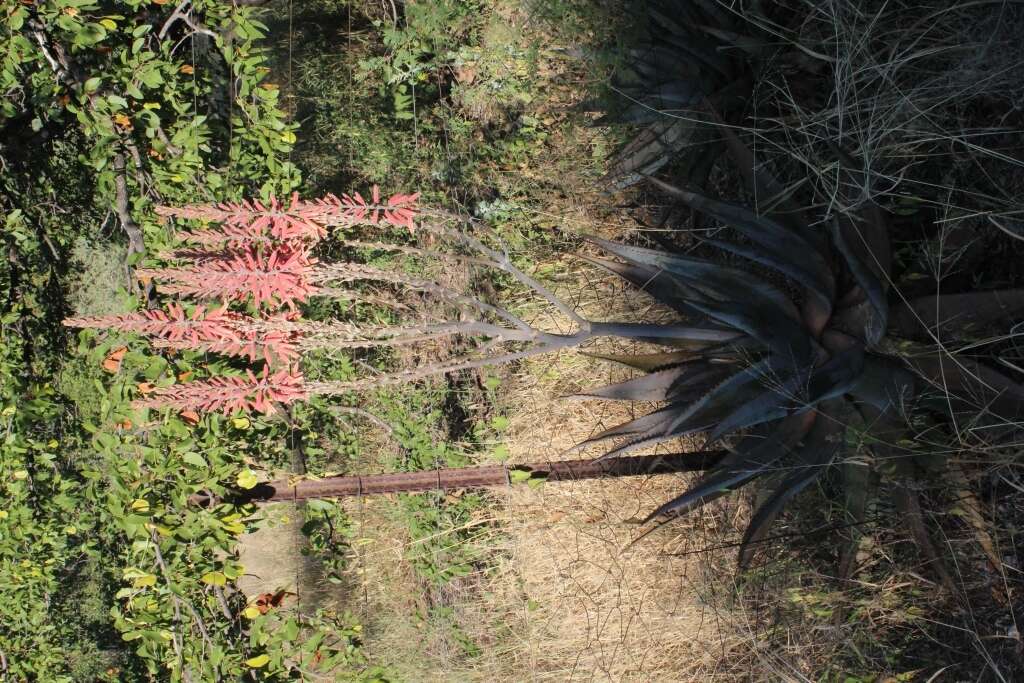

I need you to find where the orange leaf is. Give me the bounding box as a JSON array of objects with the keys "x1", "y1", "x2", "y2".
[
  {"x1": 113, "y1": 113, "x2": 132, "y2": 130},
  {"x1": 116, "y1": 419, "x2": 132, "y2": 430},
  {"x1": 103, "y1": 347, "x2": 127, "y2": 373},
  {"x1": 137, "y1": 382, "x2": 155, "y2": 395},
  {"x1": 180, "y1": 410, "x2": 200, "y2": 425},
  {"x1": 177, "y1": 371, "x2": 192, "y2": 382},
  {"x1": 179, "y1": 64, "x2": 195, "y2": 75},
  {"x1": 254, "y1": 589, "x2": 294, "y2": 614}
]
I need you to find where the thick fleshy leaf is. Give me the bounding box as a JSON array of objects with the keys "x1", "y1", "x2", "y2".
[
  {"x1": 837, "y1": 456, "x2": 872, "y2": 582},
  {"x1": 830, "y1": 217, "x2": 888, "y2": 344},
  {"x1": 889, "y1": 290, "x2": 1024, "y2": 341},
  {"x1": 641, "y1": 411, "x2": 816, "y2": 522},
  {"x1": 595, "y1": 366, "x2": 774, "y2": 460},
  {"x1": 623, "y1": 46, "x2": 704, "y2": 83},
  {"x1": 644, "y1": 176, "x2": 834, "y2": 307},
  {"x1": 603, "y1": 119, "x2": 697, "y2": 190},
  {"x1": 579, "y1": 254, "x2": 701, "y2": 313},
  {"x1": 569, "y1": 362, "x2": 726, "y2": 402},
  {"x1": 661, "y1": 359, "x2": 776, "y2": 438},
  {"x1": 737, "y1": 402, "x2": 846, "y2": 568},
  {"x1": 907, "y1": 352, "x2": 1024, "y2": 425},
  {"x1": 849, "y1": 354, "x2": 915, "y2": 411},
  {"x1": 583, "y1": 350, "x2": 703, "y2": 372},
  {"x1": 700, "y1": 237, "x2": 834, "y2": 316},
  {"x1": 698, "y1": 25, "x2": 769, "y2": 55},
  {"x1": 703, "y1": 345, "x2": 864, "y2": 446},
  {"x1": 573, "y1": 404, "x2": 682, "y2": 453},
  {"x1": 648, "y1": 6, "x2": 734, "y2": 78},
  {"x1": 891, "y1": 485, "x2": 955, "y2": 592},
  {"x1": 830, "y1": 144, "x2": 892, "y2": 280},
  {"x1": 686, "y1": 297, "x2": 814, "y2": 370},
  {"x1": 589, "y1": 321, "x2": 745, "y2": 346},
  {"x1": 588, "y1": 236, "x2": 802, "y2": 322}
]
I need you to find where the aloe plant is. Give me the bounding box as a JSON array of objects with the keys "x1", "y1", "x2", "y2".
[
  {"x1": 586, "y1": 0, "x2": 748, "y2": 190},
  {"x1": 576, "y1": 142, "x2": 1024, "y2": 574}
]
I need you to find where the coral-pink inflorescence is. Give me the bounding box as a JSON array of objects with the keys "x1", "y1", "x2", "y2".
[
  {"x1": 135, "y1": 244, "x2": 318, "y2": 310},
  {"x1": 63, "y1": 304, "x2": 300, "y2": 365},
  {"x1": 135, "y1": 365, "x2": 307, "y2": 415},
  {"x1": 156, "y1": 186, "x2": 420, "y2": 246}
]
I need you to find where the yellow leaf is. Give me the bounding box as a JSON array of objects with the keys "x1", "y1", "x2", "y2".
[
  {"x1": 100, "y1": 18, "x2": 117, "y2": 30},
  {"x1": 243, "y1": 606, "x2": 261, "y2": 619},
  {"x1": 0, "y1": 510, "x2": 9, "y2": 520},
  {"x1": 12, "y1": 470, "x2": 28, "y2": 480},
  {"x1": 130, "y1": 498, "x2": 150, "y2": 512},
  {"x1": 231, "y1": 417, "x2": 250, "y2": 430},
  {"x1": 245, "y1": 654, "x2": 270, "y2": 668},
  {"x1": 223, "y1": 521, "x2": 245, "y2": 535},
  {"x1": 236, "y1": 469, "x2": 258, "y2": 490},
  {"x1": 133, "y1": 573, "x2": 157, "y2": 588},
  {"x1": 280, "y1": 130, "x2": 296, "y2": 144},
  {"x1": 200, "y1": 571, "x2": 227, "y2": 586},
  {"x1": 142, "y1": 102, "x2": 160, "y2": 110}
]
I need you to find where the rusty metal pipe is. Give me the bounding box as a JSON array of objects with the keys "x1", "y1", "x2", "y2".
[{"x1": 193, "y1": 450, "x2": 725, "y2": 506}]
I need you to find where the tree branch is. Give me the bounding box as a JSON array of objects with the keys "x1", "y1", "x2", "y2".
[{"x1": 112, "y1": 154, "x2": 145, "y2": 257}]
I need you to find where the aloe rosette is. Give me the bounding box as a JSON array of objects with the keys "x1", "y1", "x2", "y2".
[{"x1": 576, "y1": 152, "x2": 1024, "y2": 571}]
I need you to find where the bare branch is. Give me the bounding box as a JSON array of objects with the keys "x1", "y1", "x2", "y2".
[
  {"x1": 112, "y1": 154, "x2": 145, "y2": 257},
  {"x1": 159, "y1": 1, "x2": 218, "y2": 41}
]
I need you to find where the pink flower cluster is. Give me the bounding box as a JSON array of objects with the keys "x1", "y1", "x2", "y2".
[
  {"x1": 156, "y1": 186, "x2": 420, "y2": 246},
  {"x1": 138, "y1": 365, "x2": 307, "y2": 415},
  {"x1": 67, "y1": 186, "x2": 421, "y2": 416},
  {"x1": 136, "y1": 244, "x2": 318, "y2": 310},
  {"x1": 63, "y1": 303, "x2": 300, "y2": 365}
]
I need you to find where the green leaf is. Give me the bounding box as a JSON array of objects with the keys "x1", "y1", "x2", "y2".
[
  {"x1": 74, "y1": 23, "x2": 108, "y2": 47},
  {"x1": 182, "y1": 452, "x2": 207, "y2": 468},
  {"x1": 83, "y1": 77, "x2": 102, "y2": 93},
  {"x1": 305, "y1": 498, "x2": 335, "y2": 513},
  {"x1": 508, "y1": 469, "x2": 531, "y2": 484}
]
